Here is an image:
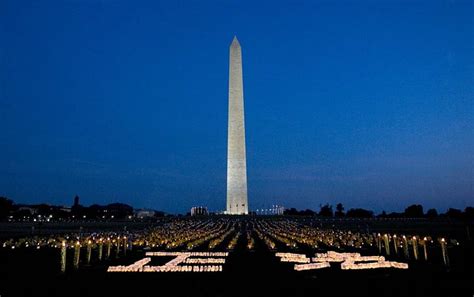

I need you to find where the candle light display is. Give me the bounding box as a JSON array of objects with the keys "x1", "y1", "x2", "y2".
[
  {"x1": 123, "y1": 236, "x2": 127, "y2": 256},
  {"x1": 98, "y1": 239, "x2": 103, "y2": 261},
  {"x1": 0, "y1": 217, "x2": 459, "y2": 275},
  {"x1": 422, "y1": 237, "x2": 428, "y2": 261},
  {"x1": 393, "y1": 235, "x2": 399, "y2": 255},
  {"x1": 184, "y1": 258, "x2": 226, "y2": 264},
  {"x1": 294, "y1": 262, "x2": 331, "y2": 271},
  {"x1": 402, "y1": 236, "x2": 409, "y2": 259},
  {"x1": 440, "y1": 238, "x2": 449, "y2": 267},
  {"x1": 377, "y1": 234, "x2": 382, "y2": 254},
  {"x1": 383, "y1": 234, "x2": 390, "y2": 255},
  {"x1": 115, "y1": 238, "x2": 120, "y2": 258},
  {"x1": 60, "y1": 241, "x2": 66, "y2": 273},
  {"x1": 108, "y1": 251, "x2": 228, "y2": 273},
  {"x1": 412, "y1": 236, "x2": 418, "y2": 260},
  {"x1": 275, "y1": 251, "x2": 408, "y2": 271},
  {"x1": 106, "y1": 238, "x2": 111, "y2": 259},
  {"x1": 73, "y1": 241, "x2": 80, "y2": 269},
  {"x1": 86, "y1": 240, "x2": 92, "y2": 265}
]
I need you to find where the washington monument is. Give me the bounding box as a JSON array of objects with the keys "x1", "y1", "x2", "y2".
[{"x1": 226, "y1": 36, "x2": 248, "y2": 215}]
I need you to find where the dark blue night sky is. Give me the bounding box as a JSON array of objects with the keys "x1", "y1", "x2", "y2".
[{"x1": 1, "y1": 0, "x2": 473, "y2": 214}]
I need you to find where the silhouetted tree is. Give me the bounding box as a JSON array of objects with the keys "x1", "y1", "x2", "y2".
[
  {"x1": 335, "y1": 203, "x2": 345, "y2": 217},
  {"x1": 284, "y1": 208, "x2": 299, "y2": 216},
  {"x1": 13, "y1": 208, "x2": 33, "y2": 219},
  {"x1": 445, "y1": 208, "x2": 463, "y2": 219},
  {"x1": 404, "y1": 204, "x2": 424, "y2": 218},
  {"x1": 154, "y1": 211, "x2": 166, "y2": 217},
  {"x1": 35, "y1": 204, "x2": 53, "y2": 216},
  {"x1": 0, "y1": 197, "x2": 14, "y2": 219},
  {"x1": 87, "y1": 204, "x2": 106, "y2": 218},
  {"x1": 319, "y1": 204, "x2": 333, "y2": 217},
  {"x1": 106, "y1": 203, "x2": 133, "y2": 219},
  {"x1": 346, "y1": 208, "x2": 374, "y2": 218},
  {"x1": 283, "y1": 208, "x2": 316, "y2": 216},
  {"x1": 386, "y1": 212, "x2": 403, "y2": 218},
  {"x1": 426, "y1": 208, "x2": 438, "y2": 219},
  {"x1": 378, "y1": 210, "x2": 387, "y2": 218},
  {"x1": 464, "y1": 207, "x2": 474, "y2": 220},
  {"x1": 71, "y1": 204, "x2": 85, "y2": 218},
  {"x1": 301, "y1": 209, "x2": 315, "y2": 216}
]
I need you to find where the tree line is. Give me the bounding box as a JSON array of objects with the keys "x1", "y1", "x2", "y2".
[
  {"x1": 283, "y1": 203, "x2": 474, "y2": 219},
  {"x1": 0, "y1": 196, "x2": 165, "y2": 221}
]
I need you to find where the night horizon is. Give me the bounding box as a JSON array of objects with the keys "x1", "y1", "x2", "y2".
[{"x1": 1, "y1": 1, "x2": 473, "y2": 214}]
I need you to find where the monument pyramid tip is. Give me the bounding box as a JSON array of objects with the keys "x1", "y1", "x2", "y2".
[{"x1": 231, "y1": 36, "x2": 240, "y2": 45}]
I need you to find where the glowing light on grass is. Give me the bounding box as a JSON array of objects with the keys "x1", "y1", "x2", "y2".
[
  {"x1": 275, "y1": 251, "x2": 408, "y2": 271},
  {"x1": 108, "y1": 252, "x2": 228, "y2": 273}
]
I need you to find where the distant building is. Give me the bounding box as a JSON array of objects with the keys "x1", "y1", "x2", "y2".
[
  {"x1": 255, "y1": 205, "x2": 285, "y2": 215},
  {"x1": 60, "y1": 206, "x2": 71, "y2": 213},
  {"x1": 17, "y1": 206, "x2": 36, "y2": 215},
  {"x1": 134, "y1": 209, "x2": 155, "y2": 218},
  {"x1": 73, "y1": 195, "x2": 80, "y2": 207},
  {"x1": 274, "y1": 205, "x2": 285, "y2": 215},
  {"x1": 191, "y1": 206, "x2": 209, "y2": 216}
]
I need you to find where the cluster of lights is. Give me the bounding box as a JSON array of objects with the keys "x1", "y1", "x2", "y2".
[
  {"x1": 108, "y1": 251, "x2": 228, "y2": 273},
  {"x1": 341, "y1": 260, "x2": 408, "y2": 270},
  {"x1": 141, "y1": 265, "x2": 223, "y2": 272},
  {"x1": 8, "y1": 214, "x2": 56, "y2": 223},
  {"x1": 257, "y1": 220, "x2": 298, "y2": 248},
  {"x1": 227, "y1": 232, "x2": 240, "y2": 250},
  {"x1": 252, "y1": 218, "x2": 455, "y2": 265},
  {"x1": 1, "y1": 233, "x2": 130, "y2": 251},
  {"x1": 184, "y1": 258, "x2": 226, "y2": 264},
  {"x1": 246, "y1": 231, "x2": 255, "y2": 250},
  {"x1": 276, "y1": 253, "x2": 311, "y2": 263},
  {"x1": 254, "y1": 228, "x2": 276, "y2": 250},
  {"x1": 107, "y1": 258, "x2": 152, "y2": 272},
  {"x1": 145, "y1": 252, "x2": 228, "y2": 257},
  {"x1": 256, "y1": 219, "x2": 377, "y2": 250},
  {"x1": 131, "y1": 219, "x2": 234, "y2": 250},
  {"x1": 0, "y1": 217, "x2": 458, "y2": 272},
  {"x1": 186, "y1": 225, "x2": 233, "y2": 250},
  {"x1": 312, "y1": 251, "x2": 383, "y2": 262},
  {"x1": 255, "y1": 205, "x2": 285, "y2": 215},
  {"x1": 294, "y1": 262, "x2": 331, "y2": 271},
  {"x1": 276, "y1": 252, "x2": 308, "y2": 259},
  {"x1": 165, "y1": 253, "x2": 190, "y2": 267},
  {"x1": 275, "y1": 251, "x2": 408, "y2": 271},
  {"x1": 208, "y1": 228, "x2": 234, "y2": 249}
]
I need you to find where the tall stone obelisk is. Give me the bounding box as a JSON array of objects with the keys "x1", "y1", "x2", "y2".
[{"x1": 226, "y1": 36, "x2": 248, "y2": 215}]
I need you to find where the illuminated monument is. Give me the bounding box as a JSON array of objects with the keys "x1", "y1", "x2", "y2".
[{"x1": 226, "y1": 36, "x2": 248, "y2": 215}]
